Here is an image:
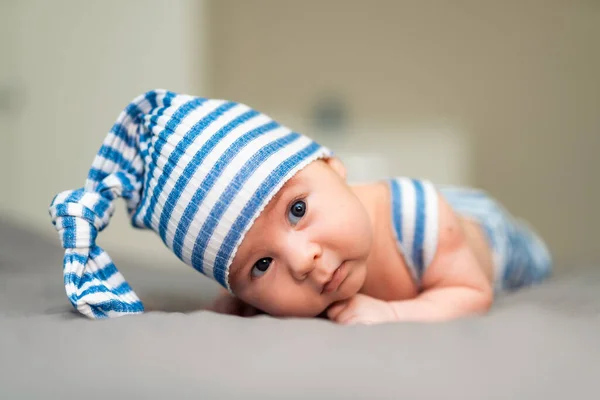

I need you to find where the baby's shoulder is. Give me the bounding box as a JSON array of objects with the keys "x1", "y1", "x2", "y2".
[
  {"x1": 384, "y1": 176, "x2": 440, "y2": 216},
  {"x1": 379, "y1": 176, "x2": 440, "y2": 282}
]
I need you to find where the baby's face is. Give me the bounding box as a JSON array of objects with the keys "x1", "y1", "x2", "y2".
[{"x1": 228, "y1": 158, "x2": 373, "y2": 317}]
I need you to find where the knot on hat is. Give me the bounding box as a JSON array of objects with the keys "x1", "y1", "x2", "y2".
[
  {"x1": 48, "y1": 171, "x2": 144, "y2": 319},
  {"x1": 49, "y1": 171, "x2": 141, "y2": 249},
  {"x1": 49, "y1": 189, "x2": 114, "y2": 249}
]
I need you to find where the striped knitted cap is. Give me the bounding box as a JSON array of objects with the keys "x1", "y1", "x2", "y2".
[{"x1": 49, "y1": 89, "x2": 332, "y2": 319}]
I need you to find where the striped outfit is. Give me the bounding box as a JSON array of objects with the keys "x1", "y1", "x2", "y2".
[
  {"x1": 49, "y1": 89, "x2": 332, "y2": 319},
  {"x1": 387, "y1": 178, "x2": 552, "y2": 293}
]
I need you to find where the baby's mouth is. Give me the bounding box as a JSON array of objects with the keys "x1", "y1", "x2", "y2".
[{"x1": 321, "y1": 261, "x2": 348, "y2": 294}]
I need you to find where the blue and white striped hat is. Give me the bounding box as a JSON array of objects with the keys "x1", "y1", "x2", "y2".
[{"x1": 49, "y1": 89, "x2": 332, "y2": 319}]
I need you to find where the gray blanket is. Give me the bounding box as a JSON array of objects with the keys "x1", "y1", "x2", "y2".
[{"x1": 1, "y1": 219, "x2": 599, "y2": 399}]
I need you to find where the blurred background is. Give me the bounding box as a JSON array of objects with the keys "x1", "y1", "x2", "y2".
[{"x1": 0, "y1": 0, "x2": 598, "y2": 275}]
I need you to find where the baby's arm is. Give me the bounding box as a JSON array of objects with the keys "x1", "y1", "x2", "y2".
[
  {"x1": 328, "y1": 192, "x2": 493, "y2": 324},
  {"x1": 390, "y1": 192, "x2": 494, "y2": 321}
]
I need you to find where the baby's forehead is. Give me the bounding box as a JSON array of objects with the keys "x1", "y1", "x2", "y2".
[
  {"x1": 263, "y1": 177, "x2": 300, "y2": 213},
  {"x1": 265, "y1": 160, "x2": 324, "y2": 209}
]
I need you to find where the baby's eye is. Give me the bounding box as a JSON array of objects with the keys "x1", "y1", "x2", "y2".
[
  {"x1": 251, "y1": 257, "x2": 272, "y2": 278},
  {"x1": 288, "y1": 200, "x2": 306, "y2": 225}
]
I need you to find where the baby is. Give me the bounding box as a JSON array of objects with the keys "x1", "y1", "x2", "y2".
[{"x1": 49, "y1": 89, "x2": 552, "y2": 324}]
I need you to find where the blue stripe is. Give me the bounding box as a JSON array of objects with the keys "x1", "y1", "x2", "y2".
[
  {"x1": 92, "y1": 194, "x2": 111, "y2": 219},
  {"x1": 412, "y1": 179, "x2": 426, "y2": 277},
  {"x1": 61, "y1": 190, "x2": 84, "y2": 248},
  {"x1": 137, "y1": 133, "x2": 152, "y2": 169},
  {"x1": 124, "y1": 102, "x2": 142, "y2": 121},
  {"x1": 90, "y1": 307, "x2": 107, "y2": 319},
  {"x1": 137, "y1": 96, "x2": 207, "y2": 228},
  {"x1": 78, "y1": 281, "x2": 134, "y2": 299},
  {"x1": 171, "y1": 119, "x2": 279, "y2": 259},
  {"x1": 87, "y1": 168, "x2": 106, "y2": 183},
  {"x1": 97, "y1": 145, "x2": 134, "y2": 175},
  {"x1": 150, "y1": 101, "x2": 237, "y2": 241},
  {"x1": 64, "y1": 251, "x2": 88, "y2": 266},
  {"x1": 115, "y1": 171, "x2": 137, "y2": 202},
  {"x1": 64, "y1": 269, "x2": 116, "y2": 290},
  {"x1": 67, "y1": 189, "x2": 84, "y2": 203},
  {"x1": 55, "y1": 203, "x2": 68, "y2": 218},
  {"x1": 94, "y1": 299, "x2": 144, "y2": 314},
  {"x1": 213, "y1": 141, "x2": 321, "y2": 286},
  {"x1": 64, "y1": 254, "x2": 120, "y2": 288},
  {"x1": 390, "y1": 179, "x2": 403, "y2": 243},
  {"x1": 191, "y1": 132, "x2": 301, "y2": 272},
  {"x1": 112, "y1": 123, "x2": 137, "y2": 149},
  {"x1": 61, "y1": 217, "x2": 76, "y2": 248},
  {"x1": 82, "y1": 205, "x2": 95, "y2": 222},
  {"x1": 144, "y1": 90, "x2": 158, "y2": 109}
]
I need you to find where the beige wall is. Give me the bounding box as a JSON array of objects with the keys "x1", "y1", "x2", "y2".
[
  {"x1": 1, "y1": 1, "x2": 598, "y2": 272},
  {"x1": 208, "y1": 0, "x2": 600, "y2": 270},
  {"x1": 0, "y1": 1, "x2": 17, "y2": 211},
  {"x1": 0, "y1": 0, "x2": 209, "y2": 267}
]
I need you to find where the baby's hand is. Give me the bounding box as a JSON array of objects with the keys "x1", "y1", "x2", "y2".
[
  {"x1": 208, "y1": 289, "x2": 260, "y2": 317},
  {"x1": 326, "y1": 294, "x2": 397, "y2": 325}
]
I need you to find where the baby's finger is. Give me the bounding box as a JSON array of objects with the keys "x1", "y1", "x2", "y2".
[
  {"x1": 326, "y1": 300, "x2": 351, "y2": 321},
  {"x1": 339, "y1": 314, "x2": 375, "y2": 325},
  {"x1": 329, "y1": 305, "x2": 361, "y2": 324}
]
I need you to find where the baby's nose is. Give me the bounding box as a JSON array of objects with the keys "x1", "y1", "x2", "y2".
[{"x1": 288, "y1": 242, "x2": 321, "y2": 280}]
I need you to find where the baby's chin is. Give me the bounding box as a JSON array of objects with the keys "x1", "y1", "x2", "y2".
[{"x1": 307, "y1": 263, "x2": 368, "y2": 316}]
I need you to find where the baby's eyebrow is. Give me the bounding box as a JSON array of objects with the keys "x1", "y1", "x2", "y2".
[{"x1": 265, "y1": 177, "x2": 301, "y2": 214}]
